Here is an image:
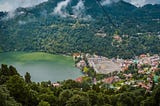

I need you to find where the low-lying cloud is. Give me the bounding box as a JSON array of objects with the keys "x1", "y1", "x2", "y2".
[
  {"x1": 0, "y1": 0, "x2": 160, "y2": 12},
  {"x1": 53, "y1": 0, "x2": 71, "y2": 17},
  {"x1": 124, "y1": 0, "x2": 160, "y2": 7},
  {"x1": 72, "y1": 0, "x2": 91, "y2": 19},
  {"x1": 101, "y1": 0, "x2": 160, "y2": 7},
  {"x1": 72, "y1": 0, "x2": 85, "y2": 17},
  {"x1": 101, "y1": 0, "x2": 120, "y2": 5},
  {"x1": 53, "y1": 0, "x2": 91, "y2": 19},
  {"x1": 0, "y1": 0, "x2": 48, "y2": 12},
  {"x1": 0, "y1": 0, "x2": 159, "y2": 20},
  {"x1": 0, "y1": 0, "x2": 48, "y2": 19}
]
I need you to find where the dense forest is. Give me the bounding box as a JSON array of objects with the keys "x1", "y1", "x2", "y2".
[
  {"x1": 0, "y1": 64, "x2": 160, "y2": 106},
  {"x1": 0, "y1": 0, "x2": 160, "y2": 58}
]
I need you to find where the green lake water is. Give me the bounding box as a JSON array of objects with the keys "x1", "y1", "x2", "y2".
[{"x1": 0, "y1": 52, "x2": 83, "y2": 82}]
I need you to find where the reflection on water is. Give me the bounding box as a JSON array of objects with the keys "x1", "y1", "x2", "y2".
[{"x1": 0, "y1": 52, "x2": 83, "y2": 82}]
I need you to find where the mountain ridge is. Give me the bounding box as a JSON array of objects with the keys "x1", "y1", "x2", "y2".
[
  {"x1": 0, "y1": 0, "x2": 160, "y2": 58},
  {"x1": 1, "y1": 0, "x2": 160, "y2": 19}
]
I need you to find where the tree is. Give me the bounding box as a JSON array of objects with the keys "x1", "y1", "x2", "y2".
[
  {"x1": 9, "y1": 65, "x2": 19, "y2": 76},
  {"x1": 83, "y1": 67, "x2": 89, "y2": 74},
  {"x1": 140, "y1": 97, "x2": 155, "y2": 106},
  {"x1": 0, "y1": 65, "x2": 19, "y2": 84},
  {"x1": 92, "y1": 84, "x2": 100, "y2": 92},
  {"x1": 87, "y1": 90, "x2": 98, "y2": 106},
  {"x1": 0, "y1": 64, "x2": 9, "y2": 76},
  {"x1": 135, "y1": 96, "x2": 144, "y2": 106},
  {"x1": 39, "y1": 93, "x2": 57, "y2": 106},
  {"x1": 97, "y1": 93, "x2": 111, "y2": 105},
  {"x1": 0, "y1": 85, "x2": 22, "y2": 106},
  {"x1": 25, "y1": 72, "x2": 31, "y2": 83},
  {"x1": 38, "y1": 101, "x2": 50, "y2": 106},
  {"x1": 62, "y1": 79, "x2": 80, "y2": 89},
  {"x1": 0, "y1": 47, "x2": 3, "y2": 52},
  {"x1": 0, "y1": 75, "x2": 8, "y2": 85},
  {"x1": 152, "y1": 85, "x2": 160, "y2": 105},
  {"x1": 80, "y1": 81, "x2": 90, "y2": 91},
  {"x1": 66, "y1": 94, "x2": 91, "y2": 106},
  {"x1": 117, "y1": 92, "x2": 134, "y2": 106},
  {"x1": 59, "y1": 89, "x2": 73, "y2": 106},
  {"x1": 6, "y1": 75, "x2": 31, "y2": 105}
]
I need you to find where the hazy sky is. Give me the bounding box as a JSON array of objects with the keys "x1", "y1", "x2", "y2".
[{"x1": 0, "y1": 0, "x2": 160, "y2": 12}]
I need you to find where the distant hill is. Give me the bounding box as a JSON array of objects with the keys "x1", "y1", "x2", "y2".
[{"x1": 0, "y1": 0, "x2": 160, "y2": 58}]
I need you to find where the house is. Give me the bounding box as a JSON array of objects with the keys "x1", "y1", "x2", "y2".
[
  {"x1": 140, "y1": 54, "x2": 147, "y2": 58},
  {"x1": 75, "y1": 77, "x2": 83, "y2": 83},
  {"x1": 95, "y1": 33, "x2": 107, "y2": 37},
  {"x1": 138, "y1": 70, "x2": 145, "y2": 74},
  {"x1": 102, "y1": 76, "x2": 120, "y2": 84},
  {"x1": 52, "y1": 83, "x2": 60, "y2": 87},
  {"x1": 123, "y1": 73, "x2": 132, "y2": 80},
  {"x1": 73, "y1": 53, "x2": 81, "y2": 60},
  {"x1": 102, "y1": 77, "x2": 115, "y2": 84},
  {"x1": 113, "y1": 35, "x2": 122, "y2": 42},
  {"x1": 93, "y1": 78, "x2": 97, "y2": 84},
  {"x1": 76, "y1": 60, "x2": 86, "y2": 69},
  {"x1": 138, "y1": 82, "x2": 152, "y2": 90}
]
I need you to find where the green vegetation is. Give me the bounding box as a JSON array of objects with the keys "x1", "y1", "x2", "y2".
[
  {"x1": 0, "y1": 0, "x2": 160, "y2": 59},
  {"x1": 0, "y1": 64, "x2": 160, "y2": 106},
  {"x1": 0, "y1": 52, "x2": 72, "y2": 62}
]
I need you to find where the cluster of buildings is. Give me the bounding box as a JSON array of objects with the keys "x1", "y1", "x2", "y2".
[
  {"x1": 52, "y1": 53, "x2": 159, "y2": 92},
  {"x1": 103, "y1": 54, "x2": 160, "y2": 91},
  {"x1": 74, "y1": 53, "x2": 160, "y2": 91},
  {"x1": 74, "y1": 53, "x2": 159, "y2": 75},
  {"x1": 121, "y1": 54, "x2": 159, "y2": 72}
]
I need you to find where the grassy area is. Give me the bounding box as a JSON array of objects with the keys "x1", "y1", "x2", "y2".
[{"x1": 0, "y1": 52, "x2": 72, "y2": 61}]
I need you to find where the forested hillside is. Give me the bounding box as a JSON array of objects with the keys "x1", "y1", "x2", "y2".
[{"x1": 0, "y1": 0, "x2": 160, "y2": 58}]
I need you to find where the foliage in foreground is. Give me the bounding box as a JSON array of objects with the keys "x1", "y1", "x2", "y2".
[{"x1": 0, "y1": 64, "x2": 160, "y2": 106}]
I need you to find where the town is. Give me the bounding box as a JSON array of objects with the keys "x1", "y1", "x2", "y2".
[{"x1": 73, "y1": 53, "x2": 160, "y2": 91}]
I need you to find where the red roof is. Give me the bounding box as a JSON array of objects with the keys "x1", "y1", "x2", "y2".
[
  {"x1": 73, "y1": 53, "x2": 80, "y2": 57},
  {"x1": 75, "y1": 77, "x2": 83, "y2": 83},
  {"x1": 103, "y1": 77, "x2": 115, "y2": 84}
]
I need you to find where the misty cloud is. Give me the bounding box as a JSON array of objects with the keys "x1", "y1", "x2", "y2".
[
  {"x1": 18, "y1": 18, "x2": 35, "y2": 25},
  {"x1": 72, "y1": 0, "x2": 85, "y2": 17},
  {"x1": 53, "y1": 0, "x2": 92, "y2": 19},
  {"x1": 18, "y1": 20, "x2": 27, "y2": 25},
  {"x1": 101, "y1": 0, "x2": 120, "y2": 5},
  {"x1": 0, "y1": 0, "x2": 48, "y2": 12},
  {"x1": 72, "y1": 0, "x2": 91, "y2": 19},
  {"x1": 0, "y1": 0, "x2": 160, "y2": 12},
  {"x1": 0, "y1": 0, "x2": 48, "y2": 19},
  {"x1": 123, "y1": 0, "x2": 160, "y2": 7},
  {"x1": 53, "y1": 0, "x2": 71, "y2": 17},
  {"x1": 1, "y1": 0, "x2": 160, "y2": 19},
  {"x1": 101, "y1": 0, "x2": 160, "y2": 7}
]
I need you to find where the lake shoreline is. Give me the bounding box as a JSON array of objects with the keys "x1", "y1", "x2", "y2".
[{"x1": 0, "y1": 51, "x2": 83, "y2": 82}]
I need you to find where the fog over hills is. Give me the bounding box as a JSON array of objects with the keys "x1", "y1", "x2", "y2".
[
  {"x1": 0, "y1": 0, "x2": 160, "y2": 12},
  {"x1": 0, "y1": 0, "x2": 160, "y2": 20}
]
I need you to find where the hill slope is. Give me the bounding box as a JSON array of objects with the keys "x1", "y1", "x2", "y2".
[{"x1": 0, "y1": 0, "x2": 160, "y2": 58}]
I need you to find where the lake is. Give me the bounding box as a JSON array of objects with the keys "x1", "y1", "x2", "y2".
[{"x1": 0, "y1": 52, "x2": 83, "y2": 82}]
